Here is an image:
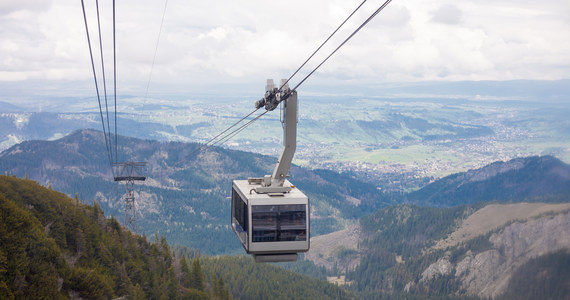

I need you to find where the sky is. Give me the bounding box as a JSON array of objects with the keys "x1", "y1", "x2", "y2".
[{"x1": 1, "y1": 0, "x2": 569, "y2": 97}]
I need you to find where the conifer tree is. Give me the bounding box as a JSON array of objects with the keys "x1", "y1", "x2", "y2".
[
  {"x1": 180, "y1": 255, "x2": 191, "y2": 288},
  {"x1": 212, "y1": 273, "x2": 220, "y2": 298},
  {"x1": 190, "y1": 256, "x2": 204, "y2": 291}
]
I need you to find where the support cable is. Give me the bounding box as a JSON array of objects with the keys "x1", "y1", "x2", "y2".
[
  {"x1": 174, "y1": 108, "x2": 261, "y2": 166},
  {"x1": 113, "y1": 0, "x2": 118, "y2": 163},
  {"x1": 181, "y1": 0, "x2": 368, "y2": 157},
  {"x1": 211, "y1": 110, "x2": 269, "y2": 148},
  {"x1": 291, "y1": 0, "x2": 393, "y2": 93},
  {"x1": 143, "y1": 0, "x2": 169, "y2": 102},
  {"x1": 279, "y1": 0, "x2": 367, "y2": 91},
  {"x1": 95, "y1": 0, "x2": 114, "y2": 163},
  {"x1": 178, "y1": 0, "x2": 394, "y2": 162},
  {"x1": 200, "y1": 108, "x2": 260, "y2": 148},
  {"x1": 134, "y1": 0, "x2": 168, "y2": 142},
  {"x1": 81, "y1": 0, "x2": 114, "y2": 169}
]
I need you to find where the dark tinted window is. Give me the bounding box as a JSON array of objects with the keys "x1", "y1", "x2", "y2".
[
  {"x1": 252, "y1": 204, "x2": 306, "y2": 242},
  {"x1": 232, "y1": 189, "x2": 247, "y2": 232}
]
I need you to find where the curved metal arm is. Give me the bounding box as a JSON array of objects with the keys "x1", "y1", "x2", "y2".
[
  {"x1": 249, "y1": 79, "x2": 298, "y2": 194},
  {"x1": 271, "y1": 90, "x2": 297, "y2": 187}
]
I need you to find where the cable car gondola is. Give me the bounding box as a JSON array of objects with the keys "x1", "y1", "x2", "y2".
[{"x1": 231, "y1": 80, "x2": 309, "y2": 263}]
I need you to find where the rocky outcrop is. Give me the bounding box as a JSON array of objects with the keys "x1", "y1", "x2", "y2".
[
  {"x1": 419, "y1": 210, "x2": 570, "y2": 298},
  {"x1": 421, "y1": 256, "x2": 453, "y2": 282}
]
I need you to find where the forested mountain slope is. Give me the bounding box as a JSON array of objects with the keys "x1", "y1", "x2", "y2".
[
  {"x1": 0, "y1": 175, "x2": 351, "y2": 299},
  {"x1": 201, "y1": 256, "x2": 351, "y2": 300},
  {"x1": 406, "y1": 155, "x2": 570, "y2": 206},
  {"x1": 306, "y1": 202, "x2": 570, "y2": 299},
  {"x1": 0, "y1": 175, "x2": 211, "y2": 299},
  {"x1": 0, "y1": 129, "x2": 394, "y2": 254}
]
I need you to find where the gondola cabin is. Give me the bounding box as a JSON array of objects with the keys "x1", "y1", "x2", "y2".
[
  {"x1": 231, "y1": 179, "x2": 309, "y2": 263},
  {"x1": 231, "y1": 79, "x2": 309, "y2": 262}
]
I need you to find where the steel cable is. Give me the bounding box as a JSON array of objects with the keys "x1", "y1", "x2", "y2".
[
  {"x1": 280, "y1": 0, "x2": 368, "y2": 91},
  {"x1": 95, "y1": 0, "x2": 114, "y2": 163},
  {"x1": 211, "y1": 110, "x2": 270, "y2": 148},
  {"x1": 81, "y1": 0, "x2": 114, "y2": 171},
  {"x1": 113, "y1": 0, "x2": 118, "y2": 163},
  {"x1": 184, "y1": 0, "x2": 370, "y2": 156},
  {"x1": 173, "y1": 0, "x2": 394, "y2": 164},
  {"x1": 292, "y1": 0, "x2": 393, "y2": 92},
  {"x1": 173, "y1": 108, "x2": 262, "y2": 166},
  {"x1": 142, "y1": 0, "x2": 169, "y2": 110}
]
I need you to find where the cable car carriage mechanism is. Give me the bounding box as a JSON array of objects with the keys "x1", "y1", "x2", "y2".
[{"x1": 231, "y1": 79, "x2": 309, "y2": 263}]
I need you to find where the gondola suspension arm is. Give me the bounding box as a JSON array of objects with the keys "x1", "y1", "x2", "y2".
[{"x1": 248, "y1": 79, "x2": 297, "y2": 194}]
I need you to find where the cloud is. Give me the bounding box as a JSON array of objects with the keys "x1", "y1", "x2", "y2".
[
  {"x1": 431, "y1": 4, "x2": 462, "y2": 25},
  {"x1": 0, "y1": 0, "x2": 51, "y2": 16},
  {"x1": 0, "y1": 0, "x2": 569, "y2": 94}
]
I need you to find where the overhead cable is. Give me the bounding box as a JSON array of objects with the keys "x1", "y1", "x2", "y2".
[
  {"x1": 81, "y1": 0, "x2": 114, "y2": 170},
  {"x1": 292, "y1": 0, "x2": 393, "y2": 92},
  {"x1": 113, "y1": 0, "x2": 118, "y2": 162},
  {"x1": 180, "y1": 0, "x2": 394, "y2": 161},
  {"x1": 95, "y1": 0, "x2": 114, "y2": 163},
  {"x1": 201, "y1": 108, "x2": 260, "y2": 148},
  {"x1": 173, "y1": 107, "x2": 261, "y2": 166},
  {"x1": 143, "y1": 0, "x2": 169, "y2": 102},
  {"x1": 188, "y1": 0, "x2": 370, "y2": 155},
  {"x1": 280, "y1": 0, "x2": 368, "y2": 90},
  {"x1": 211, "y1": 110, "x2": 269, "y2": 148}
]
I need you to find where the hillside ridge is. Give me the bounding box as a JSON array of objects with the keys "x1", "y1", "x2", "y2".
[
  {"x1": 433, "y1": 202, "x2": 570, "y2": 249},
  {"x1": 407, "y1": 155, "x2": 570, "y2": 206},
  {"x1": 307, "y1": 201, "x2": 570, "y2": 298},
  {"x1": 0, "y1": 129, "x2": 392, "y2": 254}
]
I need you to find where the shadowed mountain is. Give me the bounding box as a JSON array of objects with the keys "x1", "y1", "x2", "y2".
[
  {"x1": 406, "y1": 155, "x2": 570, "y2": 206},
  {"x1": 0, "y1": 129, "x2": 394, "y2": 254}
]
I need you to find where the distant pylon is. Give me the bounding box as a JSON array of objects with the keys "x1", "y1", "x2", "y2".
[{"x1": 113, "y1": 162, "x2": 147, "y2": 233}]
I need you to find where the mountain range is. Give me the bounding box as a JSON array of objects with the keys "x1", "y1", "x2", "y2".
[
  {"x1": 407, "y1": 155, "x2": 570, "y2": 206},
  {"x1": 0, "y1": 129, "x2": 394, "y2": 254},
  {"x1": 1, "y1": 129, "x2": 569, "y2": 254},
  {"x1": 1, "y1": 129, "x2": 569, "y2": 298}
]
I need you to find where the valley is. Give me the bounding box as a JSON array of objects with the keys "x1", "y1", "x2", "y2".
[
  {"x1": 2, "y1": 81, "x2": 569, "y2": 192},
  {"x1": 1, "y1": 80, "x2": 569, "y2": 299},
  {"x1": 1, "y1": 130, "x2": 569, "y2": 299}
]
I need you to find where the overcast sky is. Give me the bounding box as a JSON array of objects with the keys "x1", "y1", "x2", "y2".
[{"x1": 1, "y1": 0, "x2": 569, "y2": 97}]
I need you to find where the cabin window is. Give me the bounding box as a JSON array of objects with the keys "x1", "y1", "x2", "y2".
[
  {"x1": 232, "y1": 189, "x2": 248, "y2": 233},
  {"x1": 251, "y1": 204, "x2": 306, "y2": 242}
]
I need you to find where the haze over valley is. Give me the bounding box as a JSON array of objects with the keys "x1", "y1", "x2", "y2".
[{"x1": 2, "y1": 80, "x2": 569, "y2": 192}]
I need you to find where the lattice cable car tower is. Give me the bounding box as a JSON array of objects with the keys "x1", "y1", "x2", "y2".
[{"x1": 114, "y1": 162, "x2": 147, "y2": 233}]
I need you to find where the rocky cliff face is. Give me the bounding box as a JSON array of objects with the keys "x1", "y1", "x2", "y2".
[{"x1": 419, "y1": 210, "x2": 570, "y2": 298}]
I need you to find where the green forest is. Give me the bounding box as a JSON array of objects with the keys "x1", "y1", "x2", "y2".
[{"x1": 0, "y1": 175, "x2": 349, "y2": 299}]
